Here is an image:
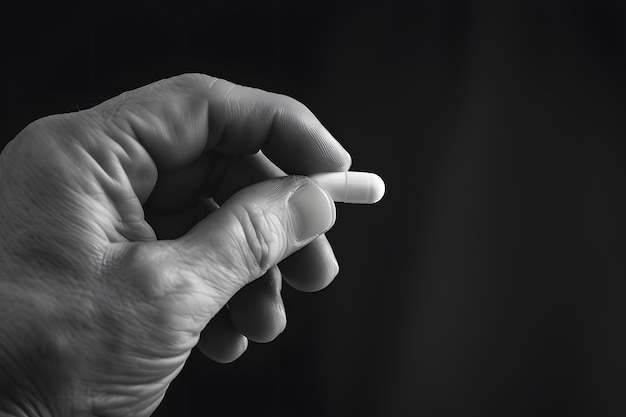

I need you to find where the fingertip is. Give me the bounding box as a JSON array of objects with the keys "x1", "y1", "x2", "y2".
[
  {"x1": 228, "y1": 267, "x2": 287, "y2": 344},
  {"x1": 208, "y1": 336, "x2": 248, "y2": 364},
  {"x1": 281, "y1": 234, "x2": 340, "y2": 292},
  {"x1": 332, "y1": 141, "x2": 353, "y2": 173},
  {"x1": 288, "y1": 181, "x2": 336, "y2": 243},
  {"x1": 260, "y1": 95, "x2": 353, "y2": 174},
  {"x1": 197, "y1": 309, "x2": 248, "y2": 364}
]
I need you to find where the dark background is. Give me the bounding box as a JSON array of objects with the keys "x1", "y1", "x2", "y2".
[{"x1": 2, "y1": 0, "x2": 626, "y2": 416}]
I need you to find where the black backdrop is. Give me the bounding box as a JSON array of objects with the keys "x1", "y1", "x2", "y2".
[{"x1": 2, "y1": 1, "x2": 626, "y2": 416}]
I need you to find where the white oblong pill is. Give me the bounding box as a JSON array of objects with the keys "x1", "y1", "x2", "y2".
[{"x1": 309, "y1": 171, "x2": 385, "y2": 204}]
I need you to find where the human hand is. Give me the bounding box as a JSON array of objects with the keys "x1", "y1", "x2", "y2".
[{"x1": 0, "y1": 74, "x2": 351, "y2": 416}]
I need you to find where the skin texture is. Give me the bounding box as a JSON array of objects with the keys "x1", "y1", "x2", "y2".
[{"x1": 0, "y1": 74, "x2": 351, "y2": 417}]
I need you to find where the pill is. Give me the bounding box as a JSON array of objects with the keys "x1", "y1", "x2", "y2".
[{"x1": 309, "y1": 171, "x2": 385, "y2": 204}]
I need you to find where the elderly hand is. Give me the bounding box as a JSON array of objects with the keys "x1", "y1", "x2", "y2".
[{"x1": 0, "y1": 74, "x2": 351, "y2": 417}]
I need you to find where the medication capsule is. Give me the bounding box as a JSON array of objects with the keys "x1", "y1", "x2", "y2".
[{"x1": 309, "y1": 171, "x2": 385, "y2": 204}]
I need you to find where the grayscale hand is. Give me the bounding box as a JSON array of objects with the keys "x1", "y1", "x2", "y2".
[{"x1": 0, "y1": 74, "x2": 352, "y2": 417}]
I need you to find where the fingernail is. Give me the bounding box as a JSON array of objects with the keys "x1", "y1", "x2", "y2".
[{"x1": 288, "y1": 183, "x2": 336, "y2": 242}]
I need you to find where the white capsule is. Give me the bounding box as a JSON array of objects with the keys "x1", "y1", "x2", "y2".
[{"x1": 309, "y1": 171, "x2": 385, "y2": 204}]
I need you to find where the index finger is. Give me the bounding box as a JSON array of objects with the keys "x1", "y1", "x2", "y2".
[{"x1": 92, "y1": 73, "x2": 352, "y2": 175}]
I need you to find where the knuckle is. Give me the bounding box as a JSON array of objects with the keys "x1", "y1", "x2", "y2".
[
  {"x1": 117, "y1": 243, "x2": 172, "y2": 300},
  {"x1": 187, "y1": 72, "x2": 215, "y2": 86},
  {"x1": 275, "y1": 93, "x2": 310, "y2": 117},
  {"x1": 232, "y1": 205, "x2": 286, "y2": 277},
  {"x1": 21, "y1": 114, "x2": 65, "y2": 142},
  {"x1": 177, "y1": 73, "x2": 218, "y2": 91}
]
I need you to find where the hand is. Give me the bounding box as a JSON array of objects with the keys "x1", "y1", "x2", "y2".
[{"x1": 0, "y1": 74, "x2": 351, "y2": 417}]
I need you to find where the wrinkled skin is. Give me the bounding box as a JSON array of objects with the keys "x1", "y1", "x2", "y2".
[{"x1": 0, "y1": 74, "x2": 351, "y2": 417}]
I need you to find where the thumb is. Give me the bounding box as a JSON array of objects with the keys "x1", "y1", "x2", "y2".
[{"x1": 172, "y1": 175, "x2": 336, "y2": 311}]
